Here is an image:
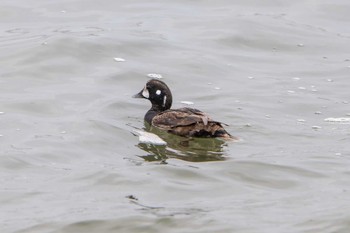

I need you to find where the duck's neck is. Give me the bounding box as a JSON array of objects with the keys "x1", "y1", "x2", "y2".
[
  {"x1": 144, "y1": 98, "x2": 172, "y2": 124},
  {"x1": 145, "y1": 108, "x2": 160, "y2": 124},
  {"x1": 145, "y1": 104, "x2": 170, "y2": 124}
]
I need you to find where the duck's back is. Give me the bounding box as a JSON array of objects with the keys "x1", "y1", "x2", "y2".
[{"x1": 151, "y1": 107, "x2": 233, "y2": 138}]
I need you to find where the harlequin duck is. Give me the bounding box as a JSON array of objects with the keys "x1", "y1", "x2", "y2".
[{"x1": 133, "y1": 79, "x2": 235, "y2": 139}]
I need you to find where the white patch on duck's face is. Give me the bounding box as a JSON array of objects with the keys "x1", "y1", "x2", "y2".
[
  {"x1": 142, "y1": 86, "x2": 149, "y2": 99},
  {"x1": 156, "y1": 90, "x2": 161, "y2": 95},
  {"x1": 163, "y1": 95, "x2": 167, "y2": 107}
]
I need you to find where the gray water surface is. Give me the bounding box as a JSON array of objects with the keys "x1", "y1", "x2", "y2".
[{"x1": 1, "y1": 1, "x2": 350, "y2": 232}]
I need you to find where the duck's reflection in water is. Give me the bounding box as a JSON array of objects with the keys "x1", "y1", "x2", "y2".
[{"x1": 137, "y1": 124, "x2": 228, "y2": 162}]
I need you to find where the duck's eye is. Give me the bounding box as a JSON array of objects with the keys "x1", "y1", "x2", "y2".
[{"x1": 156, "y1": 90, "x2": 161, "y2": 95}]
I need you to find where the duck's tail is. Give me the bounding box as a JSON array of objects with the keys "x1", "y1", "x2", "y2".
[{"x1": 213, "y1": 129, "x2": 238, "y2": 141}]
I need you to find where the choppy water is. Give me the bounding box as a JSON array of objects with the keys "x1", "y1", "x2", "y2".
[{"x1": 1, "y1": 0, "x2": 350, "y2": 232}]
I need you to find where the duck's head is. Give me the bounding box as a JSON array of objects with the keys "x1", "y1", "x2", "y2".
[{"x1": 133, "y1": 79, "x2": 173, "y2": 111}]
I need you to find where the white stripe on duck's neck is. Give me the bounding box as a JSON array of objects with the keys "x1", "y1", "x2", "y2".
[{"x1": 163, "y1": 96, "x2": 167, "y2": 107}]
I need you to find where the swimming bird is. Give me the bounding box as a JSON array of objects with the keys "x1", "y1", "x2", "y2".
[{"x1": 133, "y1": 79, "x2": 235, "y2": 139}]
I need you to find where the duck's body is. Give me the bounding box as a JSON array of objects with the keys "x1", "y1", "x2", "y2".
[{"x1": 134, "y1": 79, "x2": 234, "y2": 139}]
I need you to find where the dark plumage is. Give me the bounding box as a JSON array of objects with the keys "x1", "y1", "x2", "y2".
[{"x1": 133, "y1": 79, "x2": 235, "y2": 139}]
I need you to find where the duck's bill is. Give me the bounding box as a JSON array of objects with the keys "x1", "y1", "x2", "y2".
[
  {"x1": 133, "y1": 86, "x2": 149, "y2": 99},
  {"x1": 133, "y1": 90, "x2": 144, "y2": 98}
]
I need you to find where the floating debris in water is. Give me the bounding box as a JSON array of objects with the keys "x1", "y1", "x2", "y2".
[
  {"x1": 310, "y1": 86, "x2": 318, "y2": 92},
  {"x1": 346, "y1": 113, "x2": 350, "y2": 116},
  {"x1": 133, "y1": 130, "x2": 166, "y2": 145},
  {"x1": 147, "y1": 73, "x2": 162, "y2": 79},
  {"x1": 314, "y1": 111, "x2": 322, "y2": 115},
  {"x1": 343, "y1": 101, "x2": 349, "y2": 104},
  {"x1": 297, "y1": 43, "x2": 304, "y2": 47},
  {"x1": 312, "y1": 126, "x2": 322, "y2": 130},
  {"x1": 214, "y1": 87, "x2": 221, "y2": 90},
  {"x1": 287, "y1": 90, "x2": 295, "y2": 94},
  {"x1": 327, "y1": 79, "x2": 333, "y2": 82},
  {"x1": 126, "y1": 195, "x2": 138, "y2": 201},
  {"x1": 113, "y1": 57, "x2": 126, "y2": 62},
  {"x1": 61, "y1": 131, "x2": 67, "y2": 134},
  {"x1": 180, "y1": 101, "x2": 194, "y2": 105},
  {"x1": 0, "y1": 111, "x2": 4, "y2": 115},
  {"x1": 324, "y1": 118, "x2": 350, "y2": 123},
  {"x1": 298, "y1": 87, "x2": 306, "y2": 90},
  {"x1": 247, "y1": 76, "x2": 254, "y2": 80}
]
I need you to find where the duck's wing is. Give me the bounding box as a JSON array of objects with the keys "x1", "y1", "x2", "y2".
[
  {"x1": 151, "y1": 107, "x2": 212, "y2": 129},
  {"x1": 152, "y1": 107, "x2": 233, "y2": 138}
]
